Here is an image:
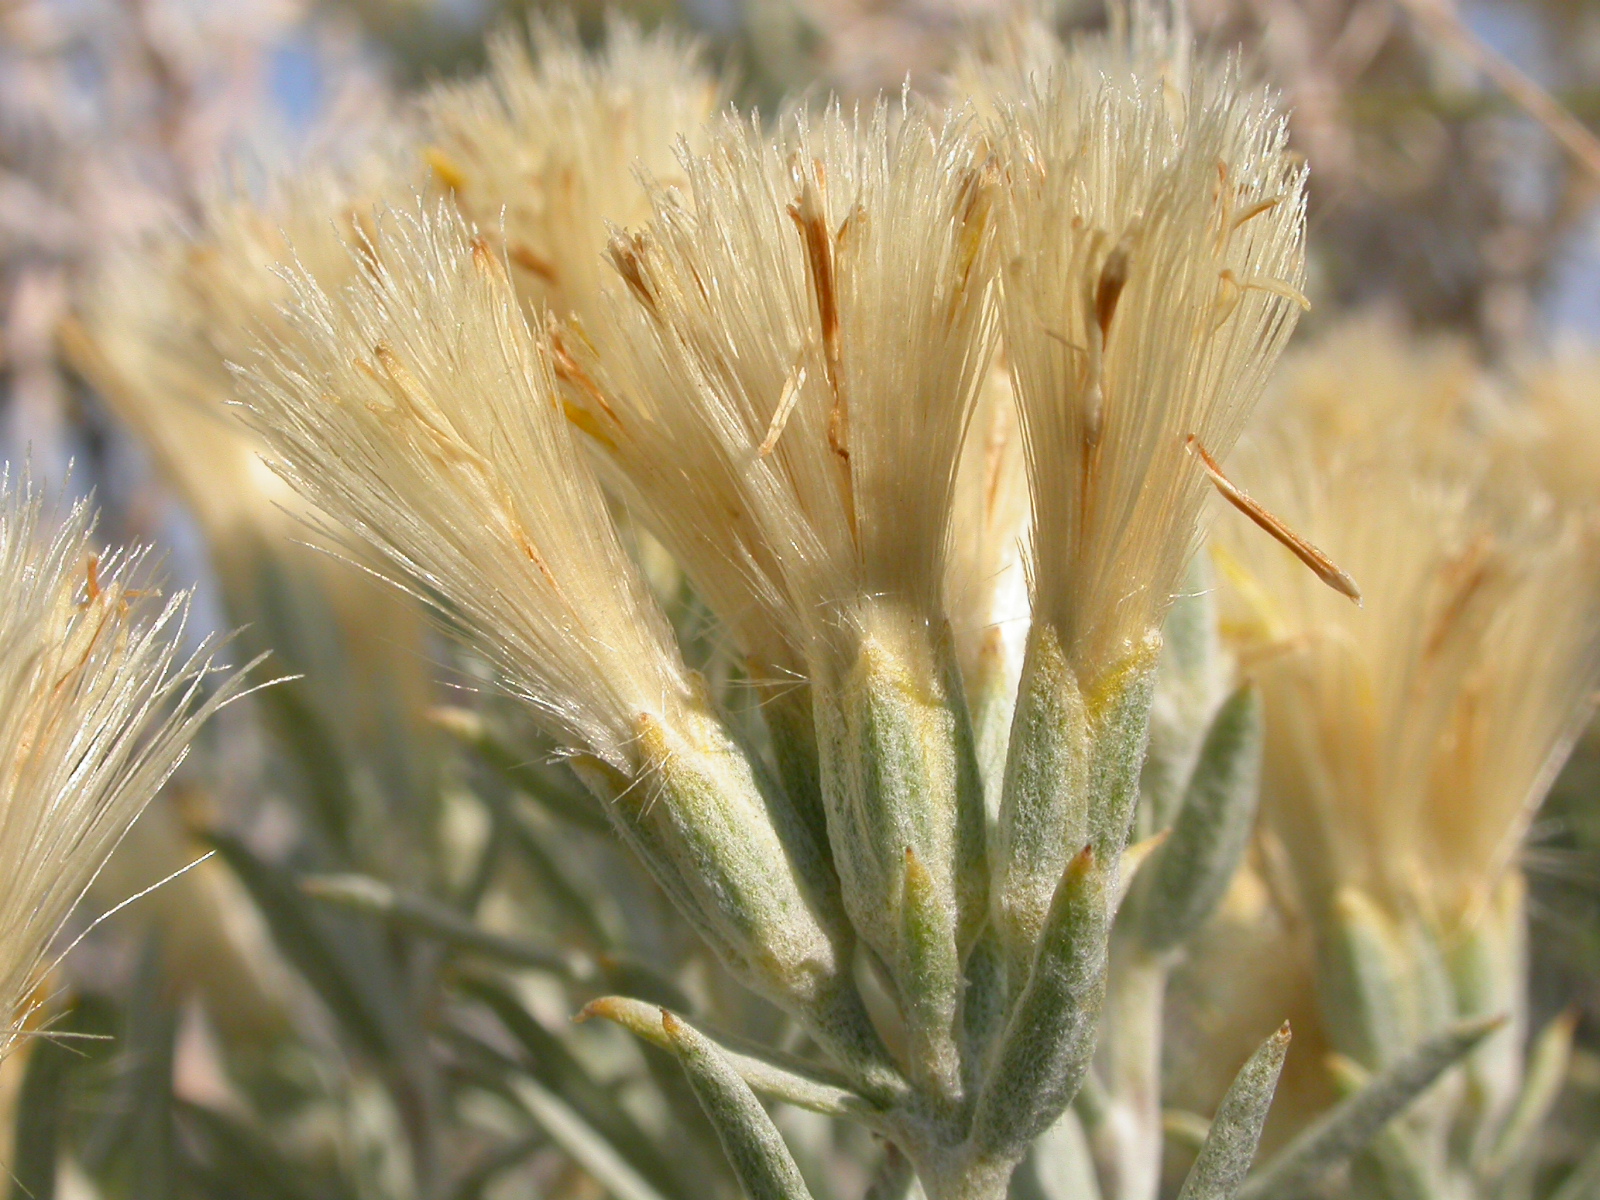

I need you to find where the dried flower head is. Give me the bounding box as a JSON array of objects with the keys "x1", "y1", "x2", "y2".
[
  {"x1": 559, "y1": 103, "x2": 1002, "y2": 1087},
  {"x1": 422, "y1": 17, "x2": 724, "y2": 332},
  {"x1": 1426, "y1": 349, "x2": 1600, "y2": 927},
  {"x1": 76, "y1": 163, "x2": 445, "y2": 788},
  {"x1": 1216, "y1": 321, "x2": 1600, "y2": 933},
  {"x1": 78, "y1": 163, "x2": 418, "y2": 544},
  {"x1": 238, "y1": 202, "x2": 857, "y2": 1026},
  {"x1": 996, "y1": 26, "x2": 1307, "y2": 684},
  {"x1": 242, "y1": 201, "x2": 692, "y2": 766},
  {"x1": 568, "y1": 101, "x2": 1001, "y2": 684},
  {"x1": 0, "y1": 477, "x2": 247, "y2": 1054}
]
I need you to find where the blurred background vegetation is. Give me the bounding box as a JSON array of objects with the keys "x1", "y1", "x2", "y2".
[{"x1": 1, "y1": 0, "x2": 1598, "y2": 1197}]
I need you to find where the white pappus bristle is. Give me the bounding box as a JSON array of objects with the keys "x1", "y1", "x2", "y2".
[{"x1": 422, "y1": 17, "x2": 725, "y2": 334}]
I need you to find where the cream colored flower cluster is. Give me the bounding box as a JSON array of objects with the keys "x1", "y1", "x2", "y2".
[
  {"x1": 185, "y1": 14, "x2": 1310, "y2": 1197},
  {"x1": 77, "y1": 4, "x2": 1600, "y2": 1196},
  {"x1": 1165, "y1": 320, "x2": 1600, "y2": 1200},
  {"x1": 43, "y1": 11, "x2": 1600, "y2": 1200}
]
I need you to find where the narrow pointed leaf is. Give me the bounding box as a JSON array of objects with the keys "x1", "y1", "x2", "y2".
[
  {"x1": 256, "y1": 683, "x2": 360, "y2": 857},
  {"x1": 1480, "y1": 1008, "x2": 1577, "y2": 1178},
  {"x1": 511, "y1": 1076, "x2": 672, "y2": 1200},
  {"x1": 972, "y1": 847, "x2": 1110, "y2": 1157},
  {"x1": 206, "y1": 834, "x2": 406, "y2": 1061},
  {"x1": 1177, "y1": 1023, "x2": 1290, "y2": 1200},
  {"x1": 125, "y1": 941, "x2": 178, "y2": 1199},
  {"x1": 1129, "y1": 685, "x2": 1262, "y2": 953},
  {"x1": 659, "y1": 1010, "x2": 816, "y2": 1200},
  {"x1": 579, "y1": 997, "x2": 883, "y2": 1125},
  {"x1": 302, "y1": 874, "x2": 579, "y2": 974},
  {"x1": 1237, "y1": 1015, "x2": 1505, "y2": 1200},
  {"x1": 460, "y1": 976, "x2": 698, "y2": 1200}
]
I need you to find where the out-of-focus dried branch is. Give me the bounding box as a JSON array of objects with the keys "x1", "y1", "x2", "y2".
[{"x1": 1396, "y1": 0, "x2": 1600, "y2": 180}]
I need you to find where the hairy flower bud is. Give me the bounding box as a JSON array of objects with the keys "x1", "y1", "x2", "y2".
[{"x1": 989, "y1": 26, "x2": 1305, "y2": 985}]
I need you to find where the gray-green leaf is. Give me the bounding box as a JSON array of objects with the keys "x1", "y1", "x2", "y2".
[
  {"x1": 660, "y1": 1009, "x2": 817, "y2": 1200},
  {"x1": 973, "y1": 847, "x2": 1110, "y2": 1157},
  {"x1": 579, "y1": 997, "x2": 883, "y2": 1126},
  {"x1": 1237, "y1": 1015, "x2": 1505, "y2": 1200},
  {"x1": 511, "y1": 1077, "x2": 671, "y2": 1200},
  {"x1": 1129, "y1": 685, "x2": 1262, "y2": 954},
  {"x1": 1177, "y1": 1023, "x2": 1290, "y2": 1200}
]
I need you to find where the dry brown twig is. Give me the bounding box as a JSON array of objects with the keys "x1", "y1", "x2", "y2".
[{"x1": 1396, "y1": 0, "x2": 1600, "y2": 181}]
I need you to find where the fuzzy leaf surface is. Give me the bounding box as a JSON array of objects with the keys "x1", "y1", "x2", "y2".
[
  {"x1": 1176, "y1": 1023, "x2": 1290, "y2": 1200},
  {"x1": 1237, "y1": 1016, "x2": 1504, "y2": 1200},
  {"x1": 660, "y1": 1010, "x2": 817, "y2": 1200}
]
